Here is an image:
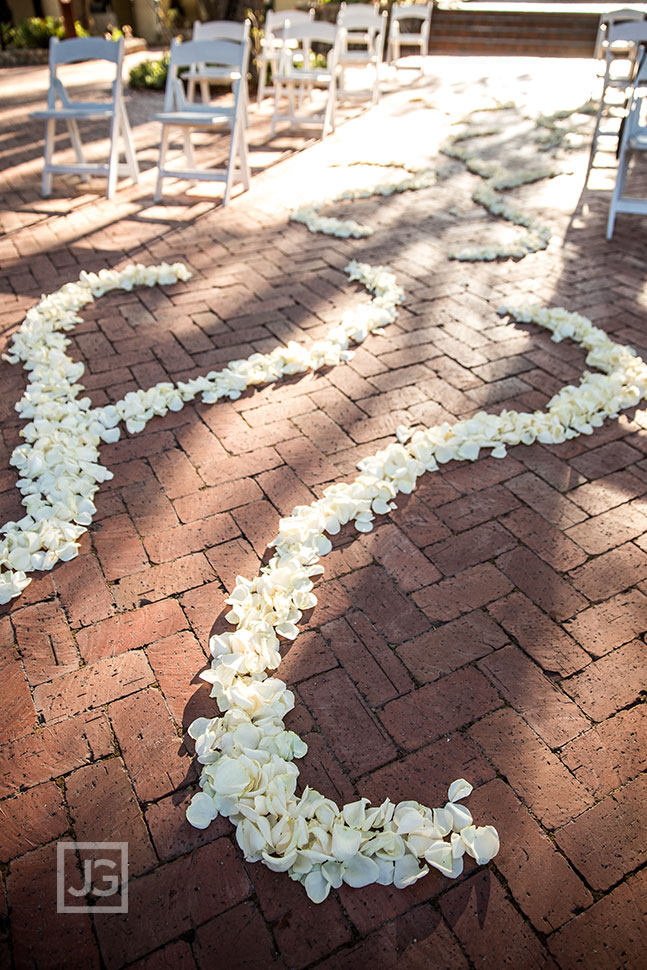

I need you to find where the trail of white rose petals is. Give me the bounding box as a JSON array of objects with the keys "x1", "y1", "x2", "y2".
[
  {"x1": 4, "y1": 256, "x2": 647, "y2": 901},
  {"x1": 0, "y1": 259, "x2": 404, "y2": 605},
  {"x1": 290, "y1": 161, "x2": 436, "y2": 239},
  {"x1": 184, "y1": 293, "x2": 647, "y2": 901},
  {"x1": 440, "y1": 119, "x2": 558, "y2": 261}
]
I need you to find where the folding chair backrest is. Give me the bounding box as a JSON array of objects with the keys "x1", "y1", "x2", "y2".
[
  {"x1": 596, "y1": 6, "x2": 645, "y2": 54},
  {"x1": 338, "y1": 1, "x2": 380, "y2": 22},
  {"x1": 192, "y1": 19, "x2": 249, "y2": 43},
  {"x1": 277, "y1": 22, "x2": 341, "y2": 75},
  {"x1": 266, "y1": 8, "x2": 315, "y2": 36},
  {"x1": 338, "y1": 6, "x2": 387, "y2": 59},
  {"x1": 164, "y1": 37, "x2": 249, "y2": 111},
  {"x1": 607, "y1": 18, "x2": 647, "y2": 47},
  {"x1": 338, "y1": 6, "x2": 384, "y2": 30},
  {"x1": 391, "y1": 2, "x2": 433, "y2": 40},
  {"x1": 47, "y1": 35, "x2": 124, "y2": 110}
]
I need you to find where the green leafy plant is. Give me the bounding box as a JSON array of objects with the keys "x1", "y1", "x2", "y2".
[
  {"x1": 9, "y1": 17, "x2": 88, "y2": 49},
  {"x1": 128, "y1": 54, "x2": 170, "y2": 90}
]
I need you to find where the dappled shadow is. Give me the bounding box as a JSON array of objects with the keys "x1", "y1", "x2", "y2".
[{"x1": 4, "y1": 53, "x2": 647, "y2": 967}]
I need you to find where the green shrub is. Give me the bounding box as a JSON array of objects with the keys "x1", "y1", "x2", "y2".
[
  {"x1": 10, "y1": 17, "x2": 88, "y2": 49},
  {"x1": 129, "y1": 54, "x2": 169, "y2": 90}
]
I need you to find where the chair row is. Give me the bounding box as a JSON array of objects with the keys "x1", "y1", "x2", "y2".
[
  {"x1": 257, "y1": 2, "x2": 433, "y2": 106},
  {"x1": 30, "y1": 34, "x2": 250, "y2": 205},
  {"x1": 32, "y1": 7, "x2": 433, "y2": 206}
]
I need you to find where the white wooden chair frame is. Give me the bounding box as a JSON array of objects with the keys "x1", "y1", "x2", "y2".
[
  {"x1": 337, "y1": 4, "x2": 387, "y2": 104},
  {"x1": 387, "y1": 2, "x2": 433, "y2": 76},
  {"x1": 152, "y1": 36, "x2": 250, "y2": 205},
  {"x1": 270, "y1": 22, "x2": 342, "y2": 139},
  {"x1": 256, "y1": 7, "x2": 315, "y2": 105},
  {"x1": 607, "y1": 50, "x2": 647, "y2": 237},
  {"x1": 30, "y1": 36, "x2": 139, "y2": 200},
  {"x1": 587, "y1": 20, "x2": 647, "y2": 177},
  {"x1": 187, "y1": 19, "x2": 250, "y2": 127}
]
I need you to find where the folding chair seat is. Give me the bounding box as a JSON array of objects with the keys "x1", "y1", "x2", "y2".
[
  {"x1": 607, "y1": 53, "x2": 647, "y2": 237},
  {"x1": 587, "y1": 21, "x2": 647, "y2": 177},
  {"x1": 256, "y1": 7, "x2": 315, "y2": 104},
  {"x1": 152, "y1": 36, "x2": 250, "y2": 205},
  {"x1": 186, "y1": 19, "x2": 250, "y2": 125},
  {"x1": 270, "y1": 22, "x2": 342, "y2": 138},
  {"x1": 337, "y1": 2, "x2": 387, "y2": 104},
  {"x1": 387, "y1": 2, "x2": 433, "y2": 77},
  {"x1": 30, "y1": 36, "x2": 139, "y2": 200}
]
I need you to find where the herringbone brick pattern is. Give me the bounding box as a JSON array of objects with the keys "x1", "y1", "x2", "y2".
[{"x1": 1, "y1": 54, "x2": 647, "y2": 970}]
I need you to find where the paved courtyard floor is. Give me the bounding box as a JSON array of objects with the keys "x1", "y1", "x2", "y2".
[{"x1": 1, "y1": 51, "x2": 647, "y2": 970}]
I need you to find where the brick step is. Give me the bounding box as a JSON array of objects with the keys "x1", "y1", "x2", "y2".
[
  {"x1": 426, "y1": 7, "x2": 599, "y2": 56},
  {"x1": 427, "y1": 41, "x2": 595, "y2": 56},
  {"x1": 430, "y1": 22, "x2": 596, "y2": 37}
]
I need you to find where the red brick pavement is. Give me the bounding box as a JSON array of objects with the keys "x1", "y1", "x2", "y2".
[{"x1": 1, "y1": 53, "x2": 647, "y2": 970}]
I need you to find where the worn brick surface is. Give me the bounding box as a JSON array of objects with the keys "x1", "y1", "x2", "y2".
[
  {"x1": 0, "y1": 781, "x2": 67, "y2": 864},
  {"x1": 440, "y1": 870, "x2": 558, "y2": 969},
  {"x1": 379, "y1": 667, "x2": 502, "y2": 750},
  {"x1": 563, "y1": 589, "x2": 647, "y2": 657},
  {"x1": 555, "y1": 773, "x2": 647, "y2": 891},
  {"x1": 478, "y1": 644, "x2": 590, "y2": 747},
  {"x1": 94, "y1": 840, "x2": 251, "y2": 969},
  {"x1": 75, "y1": 600, "x2": 189, "y2": 663},
  {"x1": 487, "y1": 591, "x2": 589, "y2": 676},
  {"x1": 561, "y1": 639, "x2": 646, "y2": 720},
  {"x1": 548, "y1": 868, "x2": 647, "y2": 970},
  {"x1": 470, "y1": 779, "x2": 593, "y2": 932},
  {"x1": 1, "y1": 52, "x2": 646, "y2": 970},
  {"x1": 470, "y1": 708, "x2": 594, "y2": 829},
  {"x1": 34, "y1": 650, "x2": 155, "y2": 721},
  {"x1": 560, "y1": 705, "x2": 647, "y2": 798},
  {"x1": 7, "y1": 842, "x2": 100, "y2": 970},
  {"x1": 397, "y1": 608, "x2": 508, "y2": 682}
]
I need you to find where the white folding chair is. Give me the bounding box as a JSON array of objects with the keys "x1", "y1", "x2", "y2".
[
  {"x1": 29, "y1": 36, "x2": 139, "y2": 200},
  {"x1": 256, "y1": 7, "x2": 316, "y2": 105},
  {"x1": 152, "y1": 36, "x2": 250, "y2": 205},
  {"x1": 387, "y1": 2, "x2": 433, "y2": 77},
  {"x1": 607, "y1": 51, "x2": 647, "y2": 237},
  {"x1": 337, "y1": 3, "x2": 387, "y2": 104},
  {"x1": 270, "y1": 22, "x2": 342, "y2": 139},
  {"x1": 187, "y1": 18, "x2": 250, "y2": 125},
  {"x1": 587, "y1": 20, "x2": 647, "y2": 175}
]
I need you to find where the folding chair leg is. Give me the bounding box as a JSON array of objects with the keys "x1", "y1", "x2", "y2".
[
  {"x1": 242, "y1": 79, "x2": 250, "y2": 128},
  {"x1": 154, "y1": 126, "x2": 171, "y2": 202},
  {"x1": 182, "y1": 130, "x2": 196, "y2": 171},
  {"x1": 223, "y1": 119, "x2": 240, "y2": 207},
  {"x1": 323, "y1": 78, "x2": 336, "y2": 137},
  {"x1": 234, "y1": 79, "x2": 249, "y2": 128},
  {"x1": 270, "y1": 80, "x2": 281, "y2": 137},
  {"x1": 67, "y1": 118, "x2": 90, "y2": 182},
  {"x1": 236, "y1": 115, "x2": 250, "y2": 191},
  {"x1": 119, "y1": 103, "x2": 140, "y2": 184},
  {"x1": 187, "y1": 77, "x2": 196, "y2": 102},
  {"x1": 372, "y1": 64, "x2": 380, "y2": 104},
  {"x1": 106, "y1": 111, "x2": 120, "y2": 200},
  {"x1": 42, "y1": 118, "x2": 55, "y2": 196},
  {"x1": 200, "y1": 79, "x2": 210, "y2": 104},
  {"x1": 607, "y1": 147, "x2": 632, "y2": 239},
  {"x1": 257, "y1": 58, "x2": 267, "y2": 105},
  {"x1": 585, "y1": 94, "x2": 607, "y2": 180}
]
